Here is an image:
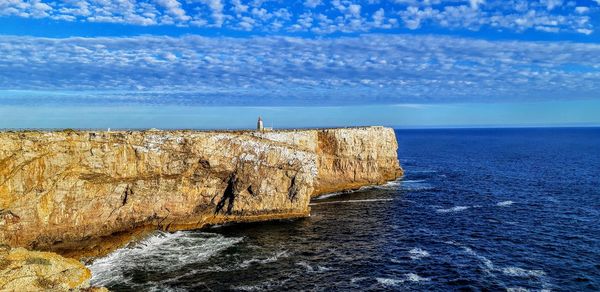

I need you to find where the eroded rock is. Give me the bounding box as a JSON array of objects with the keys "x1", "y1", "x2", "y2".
[{"x1": 0, "y1": 245, "x2": 92, "y2": 291}]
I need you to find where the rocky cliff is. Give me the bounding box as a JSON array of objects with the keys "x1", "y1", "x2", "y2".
[{"x1": 0, "y1": 126, "x2": 402, "y2": 257}]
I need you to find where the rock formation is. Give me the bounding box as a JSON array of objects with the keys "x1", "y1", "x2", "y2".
[
  {"x1": 0, "y1": 127, "x2": 402, "y2": 258},
  {"x1": 0, "y1": 245, "x2": 104, "y2": 291}
]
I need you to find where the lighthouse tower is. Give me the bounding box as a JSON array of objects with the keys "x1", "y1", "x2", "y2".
[{"x1": 257, "y1": 116, "x2": 264, "y2": 131}]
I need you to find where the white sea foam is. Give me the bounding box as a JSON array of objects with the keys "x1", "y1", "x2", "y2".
[
  {"x1": 88, "y1": 231, "x2": 243, "y2": 287},
  {"x1": 461, "y1": 246, "x2": 495, "y2": 271},
  {"x1": 402, "y1": 184, "x2": 435, "y2": 191},
  {"x1": 296, "y1": 261, "x2": 331, "y2": 273},
  {"x1": 506, "y1": 288, "x2": 531, "y2": 292},
  {"x1": 502, "y1": 267, "x2": 546, "y2": 278},
  {"x1": 313, "y1": 192, "x2": 345, "y2": 200},
  {"x1": 449, "y1": 241, "x2": 550, "y2": 289},
  {"x1": 376, "y1": 273, "x2": 430, "y2": 286},
  {"x1": 436, "y1": 206, "x2": 470, "y2": 213},
  {"x1": 400, "y1": 179, "x2": 426, "y2": 183},
  {"x1": 497, "y1": 200, "x2": 514, "y2": 207},
  {"x1": 405, "y1": 273, "x2": 430, "y2": 282},
  {"x1": 233, "y1": 278, "x2": 290, "y2": 291},
  {"x1": 408, "y1": 248, "x2": 430, "y2": 260},
  {"x1": 376, "y1": 277, "x2": 405, "y2": 286},
  {"x1": 309, "y1": 198, "x2": 393, "y2": 206},
  {"x1": 239, "y1": 251, "x2": 289, "y2": 268},
  {"x1": 377, "y1": 179, "x2": 435, "y2": 191},
  {"x1": 350, "y1": 277, "x2": 369, "y2": 284}
]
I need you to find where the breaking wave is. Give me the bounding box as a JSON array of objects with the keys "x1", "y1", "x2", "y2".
[
  {"x1": 408, "y1": 248, "x2": 430, "y2": 260},
  {"x1": 88, "y1": 231, "x2": 243, "y2": 287},
  {"x1": 239, "y1": 251, "x2": 289, "y2": 268},
  {"x1": 446, "y1": 241, "x2": 550, "y2": 288},
  {"x1": 502, "y1": 267, "x2": 546, "y2": 278},
  {"x1": 376, "y1": 273, "x2": 430, "y2": 286},
  {"x1": 436, "y1": 206, "x2": 470, "y2": 213},
  {"x1": 296, "y1": 261, "x2": 332, "y2": 273},
  {"x1": 497, "y1": 200, "x2": 514, "y2": 207}
]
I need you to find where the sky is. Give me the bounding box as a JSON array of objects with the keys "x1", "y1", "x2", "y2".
[{"x1": 0, "y1": 0, "x2": 599, "y2": 129}]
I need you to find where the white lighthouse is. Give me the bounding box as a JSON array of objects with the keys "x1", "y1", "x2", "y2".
[{"x1": 257, "y1": 116, "x2": 264, "y2": 131}]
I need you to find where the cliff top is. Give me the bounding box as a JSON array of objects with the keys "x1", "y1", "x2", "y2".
[{"x1": 0, "y1": 126, "x2": 387, "y2": 134}]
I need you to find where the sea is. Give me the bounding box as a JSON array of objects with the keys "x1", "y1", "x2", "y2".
[{"x1": 88, "y1": 128, "x2": 600, "y2": 291}]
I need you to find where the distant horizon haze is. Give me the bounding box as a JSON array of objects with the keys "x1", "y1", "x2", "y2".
[{"x1": 1, "y1": 99, "x2": 599, "y2": 130}]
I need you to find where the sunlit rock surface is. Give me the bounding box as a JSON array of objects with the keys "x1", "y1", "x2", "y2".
[
  {"x1": 0, "y1": 245, "x2": 97, "y2": 291},
  {"x1": 0, "y1": 127, "x2": 402, "y2": 257}
]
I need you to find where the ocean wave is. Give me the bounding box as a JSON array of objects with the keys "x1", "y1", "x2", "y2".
[
  {"x1": 502, "y1": 267, "x2": 546, "y2": 278},
  {"x1": 376, "y1": 273, "x2": 430, "y2": 286},
  {"x1": 449, "y1": 241, "x2": 550, "y2": 289},
  {"x1": 436, "y1": 206, "x2": 470, "y2": 213},
  {"x1": 461, "y1": 246, "x2": 495, "y2": 271},
  {"x1": 233, "y1": 278, "x2": 291, "y2": 291},
  {"x1": 239, "y1": 251, "x2": 289, "y2": 268},
  {"x1": 408, "y1": 248, "x2": 430, "y2": 260},
  {"x1": 506, "y1": 288, "x2": 530, "y2": 292},
  {"x1": 313, "y1": 192, "x2": 345, "y2": 200},
  {"x1": 350, "y1": 277, "x2": 369, "y2": 284},
  {"x1": 376, "y1": 277, "x2": 405, "y2": 286},
  {"x1": 497, "y1": 200, "x2": 514, "y2": 207},
  {"x1": 88, "y1": 231, "x2": 243, "y2": 287},
  {"x1": 296, "y1": 261, "x2": 331, "y2": 273},
  {"x1": 310, "y1": 198, "x2": 394, "y2": 206},
  {"x1": 378, "y1": 179, "x2": 435, "y2": 191},
  {"x1": 435, "y1": 201, "x2": 514, "y2": 213},
  {"x1": 406, "y1": 273, "x2": 430, "y2": 282}
]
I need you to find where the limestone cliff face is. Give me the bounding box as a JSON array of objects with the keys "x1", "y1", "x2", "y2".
[
  {"x1": 253, "y1": 127, "x2": 402, "y2": 195},
  {"x1": 0, "y1": 127, "x2": 401, "y2": 255}
]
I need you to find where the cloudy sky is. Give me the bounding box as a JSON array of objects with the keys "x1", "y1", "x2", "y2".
[{"x1": 0, "y1": 0, "x2": 599, "y2": 128}]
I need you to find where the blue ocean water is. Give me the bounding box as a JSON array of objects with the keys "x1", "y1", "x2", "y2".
[{"x1": 89, "y1": 128, "x2": 600, "y2": 291}]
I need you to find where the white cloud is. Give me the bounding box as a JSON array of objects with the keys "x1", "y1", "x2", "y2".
[
  {"x1": 348, "y1": 4, "x2": 361, "y2": 17},
  {"x1": 1, "y1": 34, "x2": 599, "y2": 105},
  {"x1": 469, "y1": 0, "x2": 484, "y2": 10},
  {"x1": 156, "y1": 0, "x2": 190, "y2": 21},
  {"x1": 231, "y1": 0, "x2": 248, "y2": 15},
  {"x1": 372, "y1": 8, "x2": 385, "y2": 27},
  {"x1": 541, "y1": 0, "x2": 563, "y2": 11},
  {"x1": 304, "y1": 0, "x2": 322, "y2": 8},
  {"x1": 0, "y1": 0, "x2": 596, "y2": 35},
  {"x1": 204, "y1": 0, "x2": 225, "y2": 26},
  {"x1": 575, "y1": 6, "x2": 589, "y2": 14}
]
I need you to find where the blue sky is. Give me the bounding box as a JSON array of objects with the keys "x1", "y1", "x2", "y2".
[{"x1": 0, "y1": 0, "x2": 599, "y2": 128}]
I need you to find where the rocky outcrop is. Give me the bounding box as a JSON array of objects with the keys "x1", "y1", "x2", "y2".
[
  {"x1": 0, "y1": 245, "x2": 95, "y2": 291},
  {"x1": 252, "y1": 127, "x2": 402, "y2": 195},
  {"x1": 0, "y1": 127, "x2": 402, "y2": 257}
]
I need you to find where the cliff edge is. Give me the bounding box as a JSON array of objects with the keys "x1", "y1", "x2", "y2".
[{"x1": 0, "y1": 126, "x2": 402, "y2": 257}]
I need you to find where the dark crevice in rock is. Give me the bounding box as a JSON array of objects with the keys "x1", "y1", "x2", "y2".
[
  {"x1": 122, "y1": 185, "x2": 133, "y2": 206},
  {"x1": 247, "y1": 185, "x2": 255, "y2": 196},
  {"x1": 198, "y1": 159, "x2": 210, "y2": 168},
  {"x1": 215, "y1": 174, "x2": 237, "y2": 215},
  {"x1": 158, "y1": 208, "x2": 171, "y2": 229},
  {"x1": 288, "y1": 175, "x2": 299, "y2": 202}
]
